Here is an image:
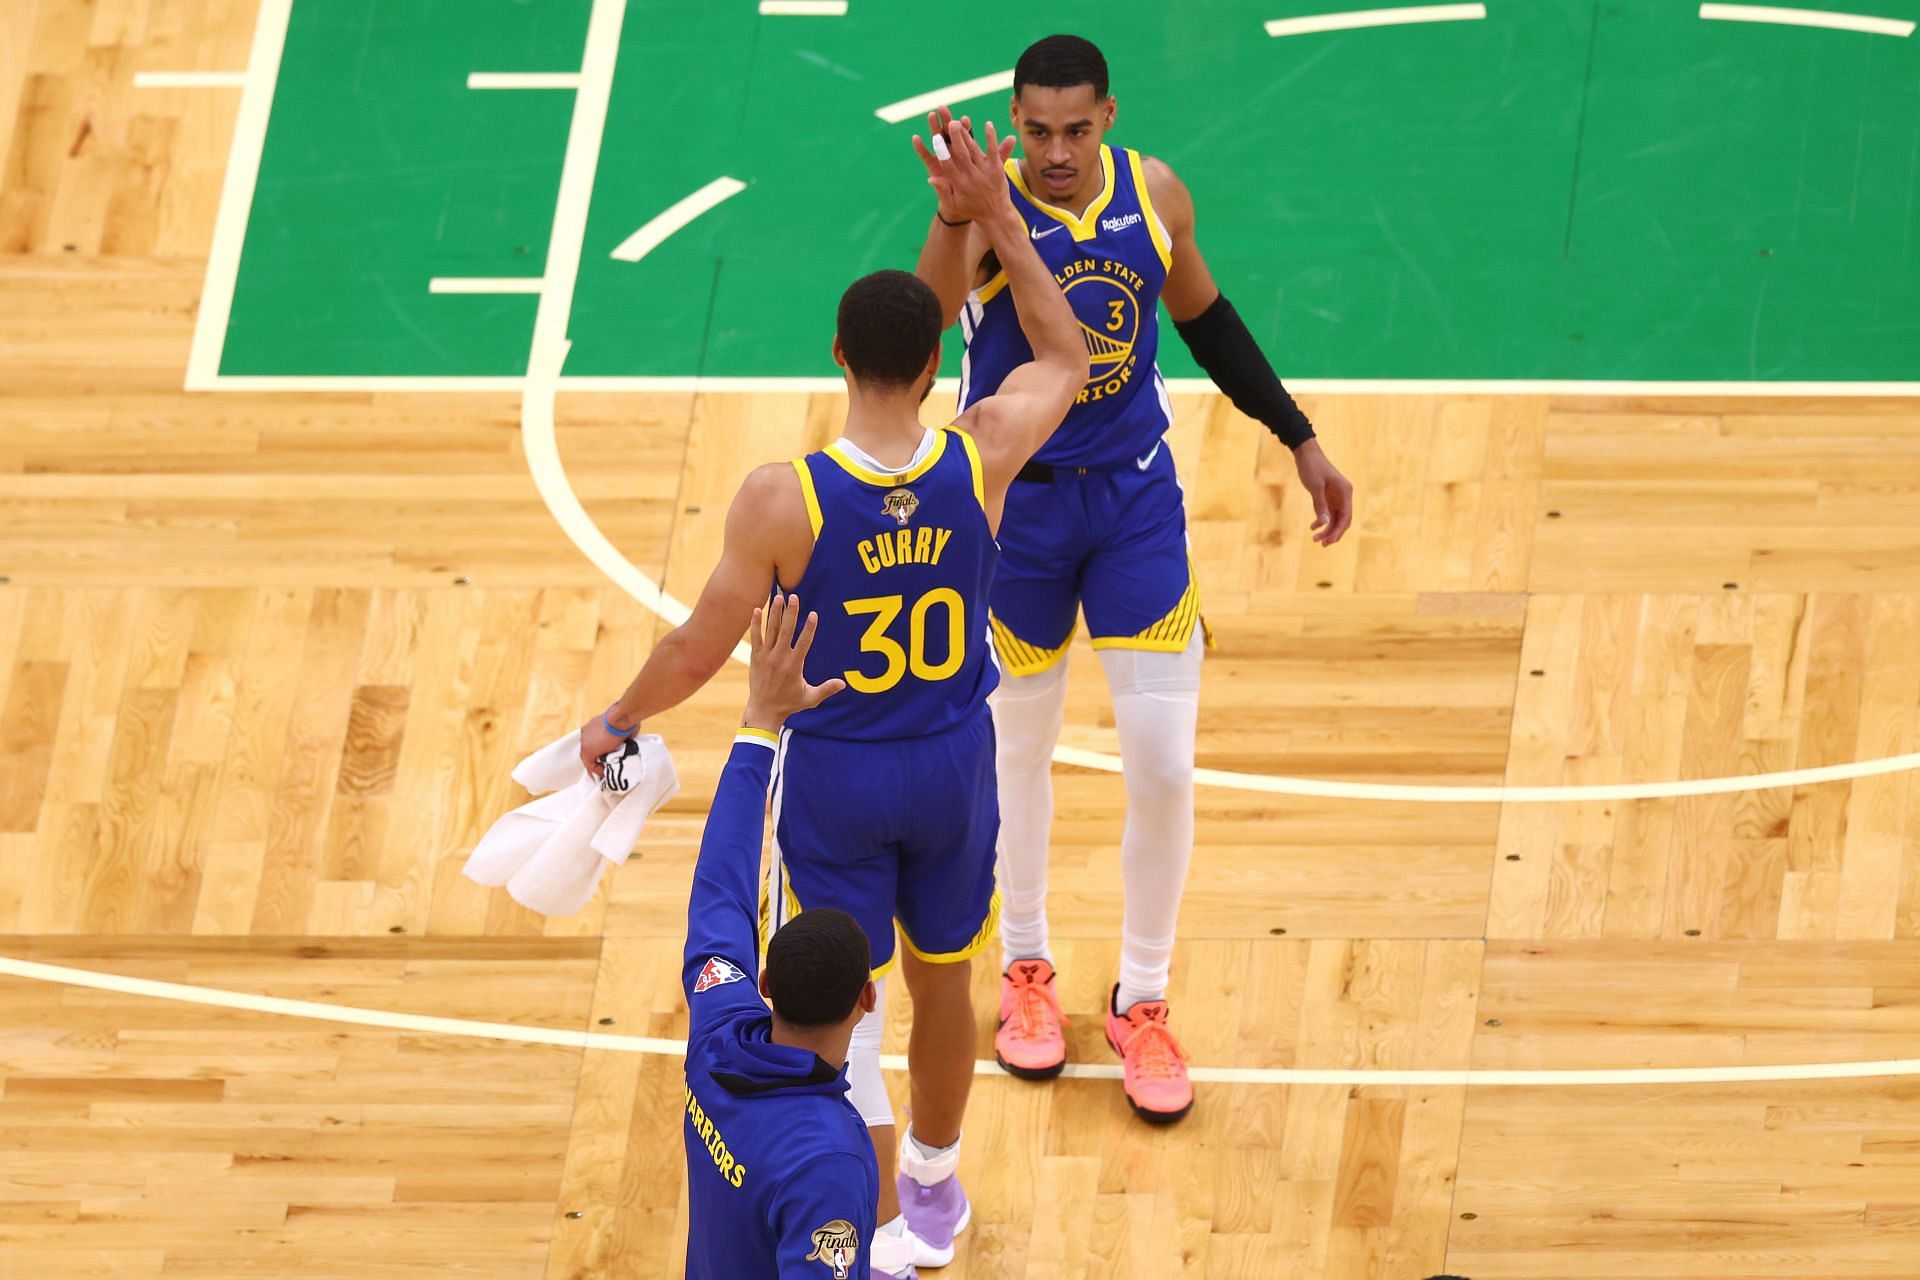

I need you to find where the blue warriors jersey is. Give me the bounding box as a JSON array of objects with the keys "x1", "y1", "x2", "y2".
[
  {"x1": 958, "y1": 145, "x2": 1175, "y2": 471},
  {"x1": 780, "y1": 427, "x2": 998, "y2": 741},
  {"x1": 683, "y1": 735, "x2": 877, "y2": 1280}
]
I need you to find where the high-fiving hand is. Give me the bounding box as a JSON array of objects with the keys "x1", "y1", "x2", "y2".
[
  {"x1": 741, "y1": 593, "x2": 845, "y2": 734},
  {"x1": 914, "y1": 106, "x2": 968, "y2": 223},
  {"x1": 911, "y1": 108, "x2": 1018, "y2": 229}
]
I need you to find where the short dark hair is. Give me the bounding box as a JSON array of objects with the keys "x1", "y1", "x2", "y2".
[
  {"x1": 1014, "y1": 34, "x2": 1109, "y2": 100},
  {"x1": 764, "y1": 908, "x2": 871, "y2": 1027},
  {"x1": 836, "y1": 270, "x2": 942, "y2": 390}
]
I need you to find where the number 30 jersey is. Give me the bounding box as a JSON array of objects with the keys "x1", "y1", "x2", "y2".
[{"x1": 779, "y1": 427, "x2": 999, "y2": 742}]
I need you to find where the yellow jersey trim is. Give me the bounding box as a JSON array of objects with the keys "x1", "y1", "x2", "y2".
[
  {"x1": 897, "y1": 887, "x2": 1001, "y2": 965},
  {"x1": 973, "y1": 270, "x2": 1009, "y2": 306},
  {"x1": 1006, "y1": 145, "x2": 1118, "y2": 242},
  {"x1": 761, "y1": 852, "x2": 898, "y2": 980},
  {"x1": 950, "y1": 427, "x2": 986, "y2": 510},
  {"x1": 734, "y1": 727, "x2": 778, "y2": 748},
  {"x1": 989, "y1": 611, "x2": 1073, "y2": 677},
  {"x1": 758, "y1": 859, "x2": 806, "y2": 956},
  {"x1": 790, "y1": 458, "x2": 823, "y2": 539},
  {"x1": 1087, "y1": 554, "x2": 1208, "y2": 652},
  {"x1": 822, "y1": 428, "x2": 950, "y2": 488},
  {"x1": 1127, "y1": 149, "x2": 1174, "y2": 271}
]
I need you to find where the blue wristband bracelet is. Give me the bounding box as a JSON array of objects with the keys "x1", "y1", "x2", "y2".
[{"x1": 601, "y1": 703, "x2": 639, "y2": 739}]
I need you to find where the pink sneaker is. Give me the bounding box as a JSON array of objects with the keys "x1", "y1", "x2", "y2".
[
  {"x1": 994, "y1": 959, "x2": 1068, "y2": 1080},
  {"x1": 1103, "y1": 986, "x2": 1193, "y2": 1123}
]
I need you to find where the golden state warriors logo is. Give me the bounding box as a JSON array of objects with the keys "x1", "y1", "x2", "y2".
[
  {"x1": 806, "y1": 1220, "x2": 860, "y2": 1278},
  {"x1": 1056, "y1": 256, "x2": 1150, "y2": 405},
  {"x1": 882, "y1": 487, "x2": 918, "y2": 526}
]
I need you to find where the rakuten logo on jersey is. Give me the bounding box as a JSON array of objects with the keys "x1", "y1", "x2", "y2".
[{"x1": 1100, "y1": 212, "x2": 1143, "y2": 233}]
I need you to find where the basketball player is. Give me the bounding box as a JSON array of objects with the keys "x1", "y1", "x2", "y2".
[
  {"x1": 681, "y1": 593, "x2": 876, "y2": 1279},
  {"x1": 910, "y1": 35, "x2": 1355, "y2": 1124},
  {"x1": 579, "y1": 120, "x2": 1086, "y2": 1277}
]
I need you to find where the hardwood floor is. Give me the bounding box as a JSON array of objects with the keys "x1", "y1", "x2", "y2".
[{"x1": 4, "y1": 2, "x2": 1920, "y2": 1276}]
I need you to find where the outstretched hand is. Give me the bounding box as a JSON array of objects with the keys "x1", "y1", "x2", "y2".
[
  {"x1": 911, "y1": 110, "x2": 1017, "y2": 228},
  {"x1": 741, "y1": 593, "x2": 845, "y2": 733}
]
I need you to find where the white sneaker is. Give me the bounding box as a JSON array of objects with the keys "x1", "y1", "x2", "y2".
[{"x1": 871, "y1": 1222, "x2": 921, "y2": 1278}]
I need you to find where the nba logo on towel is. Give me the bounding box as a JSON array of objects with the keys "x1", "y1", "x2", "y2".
[{"x1": 693, "y1": 956, "x2": 746, "y2": 993}]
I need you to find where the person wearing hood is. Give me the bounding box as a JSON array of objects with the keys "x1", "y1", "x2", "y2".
[{"x1": 680, "y1": 592, "x2": 876, "y2": 1280}]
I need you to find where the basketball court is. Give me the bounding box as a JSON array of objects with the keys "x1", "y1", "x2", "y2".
[{"x1": 4, "y1": 0, "x2": 1920, "y2": 1275}]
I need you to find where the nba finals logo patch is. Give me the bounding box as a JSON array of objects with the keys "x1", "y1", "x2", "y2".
[
  {"x1": 806, "y1": 1220, "x2": 860, "y2": 1278},
  {"x1": 882, "y1": 488, "x2": 919, "y2": 526},
  {"x1": 692, "y1": 956, "x2": 746, "y2": 993}
]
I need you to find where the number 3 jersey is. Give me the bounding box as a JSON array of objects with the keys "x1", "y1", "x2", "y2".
[
  {"x1": 779, "y1": 426, "x2": 999, "y2": 741},
  {"x1": 957, "y1": 144, "x2": 1174, "y2": 472}
]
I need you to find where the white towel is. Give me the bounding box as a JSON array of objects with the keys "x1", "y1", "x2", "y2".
[{"x1": 462, "y1": 731, "x2": 679, "y2": 916}]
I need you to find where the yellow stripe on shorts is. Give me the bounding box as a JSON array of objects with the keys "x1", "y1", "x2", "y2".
[
  {"x1": 1090, "y1": 554, "x2": 1211, "y2": 654},
  {"x1": 898, "y1": 887, "x2": 1001, "y2": 965},
  {"x1": 989, "y1": 611, "x2": 1073, "y2": 677}
]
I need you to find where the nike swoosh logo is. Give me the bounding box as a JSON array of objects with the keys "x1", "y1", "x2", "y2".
[
  {"x1": 1031, "y1": 225, "x2": 1064, "y2": 240},
  {"x1": 1135, "y1": 442, "x2": 1163, "y2": 470}
]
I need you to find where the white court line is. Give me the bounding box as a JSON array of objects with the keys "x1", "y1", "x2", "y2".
[
  {"x1": 1266, "y1": 3, "x2": 1487, "y2": 38},
  {"x1": 6, "y1": 954, "x2": 1919, "y2": 1087},
  {"x1": 1057, "y1": 745, "x2": 1920, "y2": 803},
  {"x1": 527, "y1": 0, "x2": 625, "y2": 361},
  {"x1": 184, "y1": 0, "x2": 292, "y2": 391},
  {"x1": 467, "y1": 71, "x2": 585, "y2": 90},
  {"x1": 199, "y1": 375, "x2": 1920, "y2": 396},
  {"x1": 513, "y1": 0, "x2": 741, "y2": 658},
  {"x1": 0, "y1": 957, "x2": 679, "y2": 1055},
  {"x1": 428, "y1": 277, "x2": 546, "y2": 294},
  {"x1": 517, "y1": 434, "x2": 1920, "y2": 800},
  {"x1": 1699, "y1": 3, "x2": 1915, "y2": 36},
  {"x1": 525, "y1": 345, "x2": 742, "y2": 657},
  {"x1": 874, "y1": 69, "x2": 1014, "y2": 124},
  {"x1": 134, "y1": 70, "x2": 248, "y2": 88},
  {"x1": 760, "y1": 0, "x2": 849, "y2": 13},
  {"x1": 609, "y1": 177, "x2": 749, "y2": 263}
]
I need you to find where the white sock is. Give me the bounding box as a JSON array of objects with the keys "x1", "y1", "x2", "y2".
[
  {"x1": 899, "y1": 1124, "x2": 962, "y2": 1186},
  {"x1": 989, "y1": 659, "x2": 1069, "y2": 971},
  {"x1": 1100, "y1": 631, "x2": 1201, "y2": 1011}
]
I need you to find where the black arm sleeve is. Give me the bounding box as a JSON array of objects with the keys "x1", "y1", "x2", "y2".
[{"x1": 1171, "y1": 293, "x2": 1315, "y2": 449}]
